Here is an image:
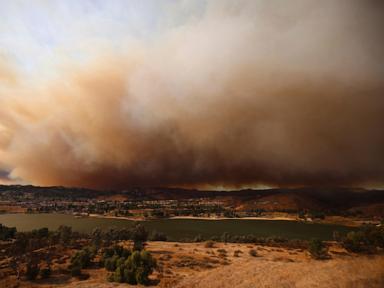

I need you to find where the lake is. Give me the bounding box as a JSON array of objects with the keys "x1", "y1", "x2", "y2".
[{"x1": 0, "y1": 213, "x2": 355, "y2": 241}]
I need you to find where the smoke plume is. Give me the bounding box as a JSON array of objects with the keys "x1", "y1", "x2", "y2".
[{"x1": 0, "y1": 0, "x2": 383, "y2": 189}]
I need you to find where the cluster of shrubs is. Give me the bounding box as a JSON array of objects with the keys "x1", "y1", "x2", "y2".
[
  {"x1": 308, "y1": 239, "x2": 328, "y2": 259},
  {"x1": 102, "y1": 245, "x2": 156, "y2": 285},
  {"x1": 92, "y1": 223, "x2": 151, "y2": 249},
  {"x1": 69, "y1": 246, "x2": 96, "y2": 277},
  {"x1": 308, "y1": 225, "x2": 384, "y2": 259},
  {"x1": 341, "y1": 225, "x2": 384, "y2": 253},
  {"x1": 188, "y1": 233, "x2": 307, "y2": 249}
]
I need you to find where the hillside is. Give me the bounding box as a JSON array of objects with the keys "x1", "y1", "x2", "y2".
[{"x1": 1, "y1": 185, "x2": 383, "y2": 216}]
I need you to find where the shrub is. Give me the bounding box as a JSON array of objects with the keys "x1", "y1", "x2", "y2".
[
  {"x1": 249, "y1": 249, "x2": 258, "y2": 257},
  {"x1": 341, "y1": 225, "x2": 384, "y2": 253},
  {"x1": 131, "y1": 223, "x2": 148, "y2": 251},
  {"x1": 124, "y1": 268, "x2": 136, "y2": 284},
  {"x1": 342, "y1": 231, "x2": 364, "y2": 252},
  {"x1": 309, "y1": 239, "x2": 328, "y2": 259},
  {"x1": 105, "y1": 248, "x2": 156, "y2": 285},
  {"x1": 233, "y1": 250, "x2": 242, "y2": 257},
  {"x1": 204, "y1": 240, "x2": 215, "y2": 248},
  {"x1": 104, "y1": 255, "x2": 118, "y2": 271},
  {"x1": 102, "y1": 246, "x2": 132, "y2": 270},
  {"x1": 70, "y1": 246, "x2": 95, "y2": 269},
  {"x1": 113, "y1": 267, "x2": 124, "y2": 283}
]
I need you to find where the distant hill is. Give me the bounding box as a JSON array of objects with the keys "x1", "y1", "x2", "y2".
[{"x1": 1, "y1": 185, "x2": 383, "y2": 216}]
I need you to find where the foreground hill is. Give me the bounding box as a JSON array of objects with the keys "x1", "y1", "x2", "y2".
[{"x1": 4, "y1": 242, "x2": 383, "y2": 288}]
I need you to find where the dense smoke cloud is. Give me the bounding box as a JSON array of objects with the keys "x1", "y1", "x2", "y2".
[{"x1": 0, "y1": 0, "x2": 384, "y2": 189}]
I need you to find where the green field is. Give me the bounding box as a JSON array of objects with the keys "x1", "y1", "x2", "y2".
[{"x1": 0, "y1": 213, "x2": 355, "y2": 241}]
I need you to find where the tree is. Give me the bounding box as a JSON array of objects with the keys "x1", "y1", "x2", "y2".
[
  {"x1": 341, "y1": 225, "x2": 384, "y2": 253},
  {"x1": 104, "y1": 246, "x2": 156, "y2": 285},
  {"x1": 113, "y1": 267, "x2": 124, "y2": 283},
  {"x1": 70, "y1": 246, "x2": 95, "y2": 269},
  {"x1": 309, "y1": 239, "x2": 328, "y2": 259},
  {"x1": 57, "y1": 225, "x2": 72, "y2": 245},
  {"x1": 131, "y1": 223, "x2": 148, "y2": 251},
  {"x1": 104, "y1": 255, "x2": 118, "y2": 271},
  {"x1": 91, "y1": 228, "x2": 102, "y2": 249}
]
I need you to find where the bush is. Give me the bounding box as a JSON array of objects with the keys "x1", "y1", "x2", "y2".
[
  {"x1": 104, "y1": 255, "x2": 118, "y2": 271},
  {"x1": 131, "y1": 223, "x2": 148, "y2": 251},
  {"x1": 113, "y1": 267, "x2": 124, "y2": 283},
  {"x1": 233, "y1": 250, "x2": 242, "y2": 257},
  {"x1": 204, "y1": 240, "x2": 215, "y2": 248},
  {"x1": 342, "y1": 231, "x2": 364, "y2": 252},
  {"x1": 308, "y1": 239, "x2": 328, "y2": 259},
  {"x1": 249, "y1": 249, "x2": 258, "y2": 257},
  {"x1": 102, "y1": 246, "x2": 132, "y2": 270},
  {"x1": 71, "y1": 246, "x2": 95, "y2": 269},
  {"x1": 341, "y1": 225, "x2": 384, "y2": 253},
  {"x1": 105, "y1": 248, "x2": 156, "y2": 285},
  {"x1": 69, "y1": 246, "x2": 96, "y2": 277}
]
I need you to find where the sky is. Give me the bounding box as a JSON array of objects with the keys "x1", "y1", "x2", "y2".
[{"x1": 0, "y1": 0, "x2": 383, "y2": 189}]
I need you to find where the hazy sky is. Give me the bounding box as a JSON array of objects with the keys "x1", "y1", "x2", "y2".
[{"x1": 0, "y1": 0, "x2": 383, "y2": 189}]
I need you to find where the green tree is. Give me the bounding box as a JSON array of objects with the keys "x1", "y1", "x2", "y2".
[
  {"x1": 70, "y1": 246, "x2": 95, "y2": 269},
  {"x1": 131, "y1": 223, "x2": 148, "y2": 251},
  {"x1": 309, "y1": 238, "x2": 328, "y2": 259},
  {"x1": 91, "y1": 228, "x2": 102, "y2": 249},
  {"x1": 57, "y1": 225, "x2": 72, "y2": 245}
]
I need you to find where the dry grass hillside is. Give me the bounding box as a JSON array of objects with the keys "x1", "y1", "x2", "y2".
[{"x1": 3, "y1": 242, "x2": 383, "y2": 288}]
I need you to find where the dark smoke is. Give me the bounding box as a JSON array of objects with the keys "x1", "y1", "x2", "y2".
[{"x1": 0, "y1": 0, "x2": 383, "y2": 189}]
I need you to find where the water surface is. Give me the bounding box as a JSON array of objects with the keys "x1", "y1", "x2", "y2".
[{"x1": 0, "y1": 213, "x2": 355, "y2": 241}]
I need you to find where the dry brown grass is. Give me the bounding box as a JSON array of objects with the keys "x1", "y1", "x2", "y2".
[{"x1": 2, "y1": 242, "x2": 383, "y2": 288}]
